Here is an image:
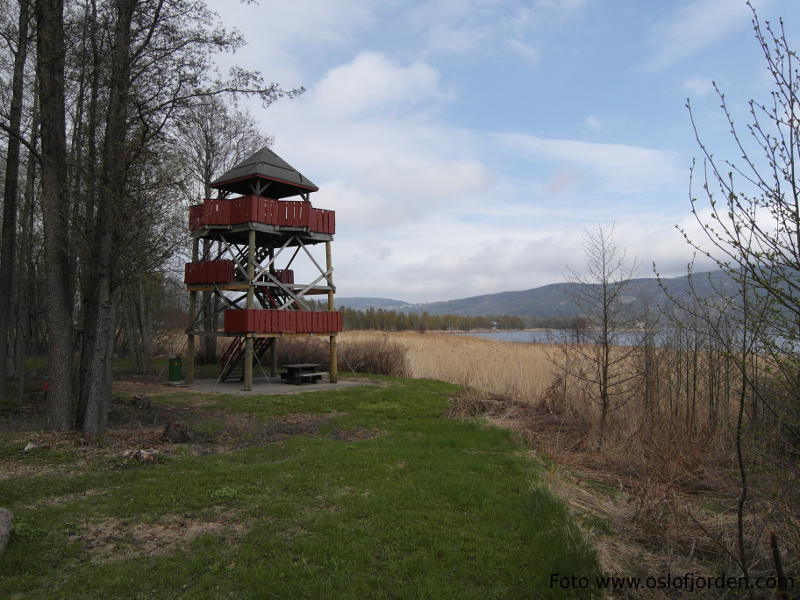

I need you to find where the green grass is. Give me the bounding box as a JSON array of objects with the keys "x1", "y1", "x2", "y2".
[{"x1": 0, "y1": 377, "x2": 598, "y2": 599}]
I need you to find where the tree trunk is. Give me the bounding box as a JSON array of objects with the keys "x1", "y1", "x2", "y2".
[
  {"x1": 15, "y1": 98, "x2": 39, "y2": 406},
  {"x1": 36, "y1": 0, "x2": 74, "y2": 430},
  {"x1": 76, "y1": 0, "x2": 101, "y2": 429},
  {"x1": 0, "y1": 0, "x2": 30, "y2": 400},
  {"x1": 137, "y1": 279, "x2": 154, "y2": 373},
  {"x1": 82, "y1": 0, "x2": 136, "y2": 440}
]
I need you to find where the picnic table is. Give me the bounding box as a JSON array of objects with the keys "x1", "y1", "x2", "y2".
[{"x1": 280, "y1": 363, "x2": 324, "y2": 385}]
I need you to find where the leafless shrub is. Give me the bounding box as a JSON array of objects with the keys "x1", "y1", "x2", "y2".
[
  {"x1": 339, "y1": 337, "x2": 408, "y2": 377},
  {"x1": 277, "y1": 336, "x2": 408, "y2": 377},
  {"x1": 277, "y1": 338, "x2": 328, "y2": 365}
]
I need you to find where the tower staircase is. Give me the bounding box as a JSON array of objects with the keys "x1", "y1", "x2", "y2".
[{"x1": 218, "y1": 337, "x2": 274, "y2": 382}]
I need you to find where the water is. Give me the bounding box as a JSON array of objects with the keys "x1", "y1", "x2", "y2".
[
  {"x1": 453, "y1": 329, "x2": 647, "y2": 346},
  {"x1": 454, "y1": 328, "x2": 800, "y2": 352},
  {"x1": 454, "y1": 330, "x2": 558, "y2": 343}
]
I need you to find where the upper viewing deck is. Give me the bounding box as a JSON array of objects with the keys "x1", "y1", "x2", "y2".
[{"x1": 189, "y1": 195, "x2": 335, "y2": 236}]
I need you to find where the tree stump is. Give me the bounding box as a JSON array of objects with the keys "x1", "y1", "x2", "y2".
[{"x1": 161, "y1": 421, "x2": 191, "y2": 443}]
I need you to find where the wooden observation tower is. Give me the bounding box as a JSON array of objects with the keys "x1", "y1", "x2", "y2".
[{"x1": 183, "y1": 147, "x2": 341, "y2": 390}]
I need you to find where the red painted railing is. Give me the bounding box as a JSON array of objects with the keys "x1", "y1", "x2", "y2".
[
  {"x1": 275, "y1": 269, "x2": 294, "y2": 284},
  {"x1": 184, "y1": 260, "x2": 235, "y2": 284},
  {"x1": 223, "y1": 309, "x2": 342, "y2": 334},
  {"x1": 188, "y1": 195, "x2": 335, "y2": 234}
]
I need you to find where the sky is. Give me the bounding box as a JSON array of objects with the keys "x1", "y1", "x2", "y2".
[{"x1": 202, "y1": 0, "x2": 800, "y2": 303}]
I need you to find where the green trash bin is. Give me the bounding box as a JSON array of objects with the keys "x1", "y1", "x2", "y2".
[{"x1": 168, "y1": 356, "x2": 183, "y2": 384}]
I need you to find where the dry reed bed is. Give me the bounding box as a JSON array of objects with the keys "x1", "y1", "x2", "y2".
[{"x1": 340, "y1": 330, "x2": 560, "y2": 401}]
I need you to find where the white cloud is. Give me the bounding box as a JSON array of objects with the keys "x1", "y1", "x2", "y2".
[
  {"x1": 584, "y1": 115, "x2": 602, "y2": 131},
  {"x1": 326, "y1": 216, "x2": 703, "y2": 302},
  {"x1": 681, "y1": 76, "x2": 715, "y2": 96},
  {"x1": 535, "y1": 0, "x2": 591, "y2": 13},
  {"x1": 312, "y1": 53, "x2": 444, "y2": 118},
  {"x1": 205, "y1": 0, "x2": 375, "y2": 85},
  {"x1": 644, "y1": 0, "x2": 763, "y2": 71},
  {"x1": 493, "y1": 133, "x2": 685, "y2": 194},
  {"x1": 506, "y1": 39, "x2": 539, "y2": 62},
  {"x1": 407, "y1": 0, "x2": 585, "y2": 61},
  {"x1": 357, "y1": 159, "x2": 490, "y2": 201},
  {"x1": 543, "y1": 168, "x2": 583, "y2": 195}
]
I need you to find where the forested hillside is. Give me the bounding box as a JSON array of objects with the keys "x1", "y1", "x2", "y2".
[{"x1": 339, "y1": 270, "x2": 736, "y2": 318}]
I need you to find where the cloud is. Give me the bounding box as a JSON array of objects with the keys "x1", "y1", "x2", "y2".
[
  {"x1": 312, "y1": 53, "x2": 444, "y2": 118},
  {"x1": 535, "y1": 0, "x2": 591, "y2": 14},
  {"x1": 681, "y1": 76, "x2": 715, "y2": 96},
  {"x1": 493, "y1": 133, "x2": 685, "y2": 194},
  {"x1": 324, "y1": 216, "x2": 702, "y2": 302},
  {"x1": 643, "y1": 0, "x2": 762, "y2": 71},
  {"x1": 357, "y1": 159, "x2": 490, "y2": 201},
  {"x1": 584, "y1": 115, "x2": 602, "y2": 131},
  {"x1": 543, "y1": 168, "x2": 583, "y2": 195},
  {"x1": 506, "y1": 39, "x2": 539, "y2": 62},
  {"x1": 221, "y1": 42, "x2": 697, "y2": 302},
  {"x1": 407, "y1": 0, "x2": 584, "y2": 61},
  {"x1": 259, "y1": 50, "x2": 695, "y2": 300},
  {"x1": 205, "y1": 0, "x2": 375, "y2": 85}
]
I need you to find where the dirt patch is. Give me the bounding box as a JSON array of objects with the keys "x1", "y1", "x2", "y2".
[
  {"x1": 0, "y1": 463, "x2": 63, "y2": 480},
  {"x1": 256, "y1": 412, "x2": 343, "y2": 440},
  {"x1": 4, "y1": 404, "x2": 369, "y2": 469},
  {"x1": 74, "y1": 511, "x2": 248, "y2": 563},
  {"x1": 448, "y1": 388, "x2": 590, "y2": 451},
  {"x1": 107, "y1": 400, "x2": 206, "y2": 430},
  {"x1": 2, "y1": 382, "x2": 382, "y2": 485},
  {"x1": 328, "y1": 427, "x2": 385, "y2": 441},
  {"x1": 112, "y1": 378, "x2": 187, "y2": 396},
  {"x1": 26, "y1": 488, "x2": 107, "y2": 509}
]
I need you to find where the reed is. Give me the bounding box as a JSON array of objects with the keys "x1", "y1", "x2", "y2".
[{"x1": 340, "y1": 330, "x2": 561, "y2": 401}]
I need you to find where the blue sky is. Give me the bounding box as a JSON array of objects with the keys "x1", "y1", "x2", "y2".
[{"x1": 204, "y1": 0, "x2": 800, "y2": 303}]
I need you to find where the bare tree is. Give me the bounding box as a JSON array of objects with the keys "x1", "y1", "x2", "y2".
[
  {"x1": 685, "y1": 4, "x2": 800, "y2": 411},
  {"x1": 36, "y1": 0, "x2": 73, "y2": 430},
  {"x1": 680, "y1": 1, "x2": 800, "y2": 586},
  {"x1": 565, "y1": 225, "x2": 641, "y2": 448},
  {"x1": 174, "y1": 97, "x2": 272, "y2": 364},
  {"x1": 0, "y1": 0, "x2": 30, "y2": 401}
]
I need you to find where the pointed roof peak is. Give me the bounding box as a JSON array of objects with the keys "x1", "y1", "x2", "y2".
[{"x1": 210, "y1": 146, "x2": 319, "y2": 198}]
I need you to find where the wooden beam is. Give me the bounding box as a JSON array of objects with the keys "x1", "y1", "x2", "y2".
[
  {"x1": 187, "y1": 237, "x2": 199, "y2": 384},
  {"x1": 326, "y1": 241, "x2": 337, "y2": 383},
  {"x1": 244, "y1": 228, "x2": 256, "y2": 391}
]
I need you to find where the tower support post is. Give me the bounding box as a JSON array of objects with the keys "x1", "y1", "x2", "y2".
[
  {"x1": 326, "y1": 241, "x2": 337, "y2": 383},
  {"x1": 244, "y1": 228, "x2": 256, "y2": 391},
  {"x1": 186, "y1": 237, "x2": 199, "y2": 384}
]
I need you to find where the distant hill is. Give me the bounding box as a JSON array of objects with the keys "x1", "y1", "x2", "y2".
[
  {"x1": 335, "y1": 297, "x2": 416, "y2": 311},
  {"x1": 337, "y1": 271, "x2": 736, "y2": 319}
]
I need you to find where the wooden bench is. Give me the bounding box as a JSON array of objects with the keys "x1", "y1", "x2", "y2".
[{"x1": 280, "y1": 363, "x2": 324, "y2": 385}]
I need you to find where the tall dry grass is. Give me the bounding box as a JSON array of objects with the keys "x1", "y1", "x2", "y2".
[{"x1": 340, "y1": 330, "x2": 560, "y2": 400}]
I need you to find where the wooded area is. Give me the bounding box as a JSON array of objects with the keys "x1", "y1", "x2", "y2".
[
  {"x1": 339, "y1": 307, "x2": 525, "y2": 331},
  {"x1": 0, "y1": 0, "x2": 295, "y2": 439}
]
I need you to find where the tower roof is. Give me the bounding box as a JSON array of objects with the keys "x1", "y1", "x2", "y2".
[{"x1": 210, "y1": 146, "x2": 319, "y2": 198}]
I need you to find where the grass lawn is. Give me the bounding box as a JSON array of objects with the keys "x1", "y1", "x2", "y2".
[{"x1": 0, "y1": 376, "x2": 598, "y2": 599}]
